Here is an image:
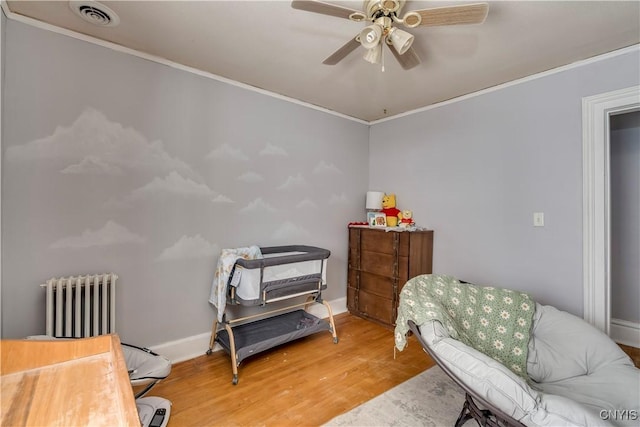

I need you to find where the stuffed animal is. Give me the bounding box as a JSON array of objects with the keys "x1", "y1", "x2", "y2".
[
  {"x1": 381, "y1": 193, "x2": 401, "y2": 227},
  {"x1": 399, "y1": 210, "x2": 414, "y2": 228}
]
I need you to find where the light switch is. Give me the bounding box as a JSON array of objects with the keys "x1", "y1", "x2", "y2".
[{"x1": 533, "y1": 212, "x2": 544, "y2": 227}]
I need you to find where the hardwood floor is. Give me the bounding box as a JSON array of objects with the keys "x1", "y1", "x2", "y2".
[
  {"x1": 150, "y1": 313, "x2": 434, "y2": 427},
  {"x1": 619, "y1": 343, "x2": 640, "y2": 368},
  {"x1": 148, "y1": 313, "x2": 640, "y2": 427}
]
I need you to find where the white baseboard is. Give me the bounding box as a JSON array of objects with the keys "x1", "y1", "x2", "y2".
[
  {"x1": 149, "y1": 331, "x2": 213, "y2": 364},
  {"x1": 149, "y1": 297, "x2": 348, "y2": 364},
  {"x1": 611, "y1": 318, "x2": 640, "y2": 348}
]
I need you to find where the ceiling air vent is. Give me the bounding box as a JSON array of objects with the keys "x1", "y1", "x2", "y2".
[{"x1": 69, "y1": 1, "x2": 120, "y2": 27}]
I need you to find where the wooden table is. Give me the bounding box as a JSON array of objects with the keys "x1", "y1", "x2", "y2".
[{"x1": 1, "y1": 334, "x2": 139, "y2": 426}]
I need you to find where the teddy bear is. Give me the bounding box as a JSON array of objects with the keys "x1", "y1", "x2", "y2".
[
  {"x1": 381, "y1": 193, "x2": 401, "y2": 227},
  {"x1": 398, "y1": 210, "x2": 414, "y2": 228}
]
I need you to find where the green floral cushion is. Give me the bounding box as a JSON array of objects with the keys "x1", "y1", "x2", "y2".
[{"x1": 395, "y1": 274, "x2": 535, "y2": 379}]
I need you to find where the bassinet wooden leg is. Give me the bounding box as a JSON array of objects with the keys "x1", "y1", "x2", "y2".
[
  {"x1": 304, "y1": 295, "x2": 315, "y2": 311},
  {"x1": 225, "y1": 323, "x2": 239, "y2": 385},
  {"x1": 322, "y1": 300, "x2": 339, "y2": 344},
  {"x1": 206, "y1": 318, "x2": 219, "y2": 355}
]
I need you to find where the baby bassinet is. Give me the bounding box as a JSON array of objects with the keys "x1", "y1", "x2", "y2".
[{"x1": 207, "y1": 245, "x2": 338, "y2": 384}]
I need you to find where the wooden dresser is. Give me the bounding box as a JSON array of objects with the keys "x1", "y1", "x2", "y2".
[{"x1": 347, "y1": 227, "x2": 434, "y2": 328}]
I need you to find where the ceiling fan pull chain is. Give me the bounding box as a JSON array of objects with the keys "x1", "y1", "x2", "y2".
[{"x1": 381, "y1": 40, "x2": 385, "y2": 72}]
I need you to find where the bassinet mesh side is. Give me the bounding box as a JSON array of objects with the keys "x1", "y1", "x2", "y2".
[
  {"x1": 228, "y1": 245, "x2": 330, "y2": 306},
  {"x1": 232, "y1": 275, "x2": 326, "y2": 305}
]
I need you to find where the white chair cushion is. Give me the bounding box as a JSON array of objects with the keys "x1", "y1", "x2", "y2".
[
  {"x1": 527, "y1": 304, "x2": 639, "y2": 427},
  {"x1": 527, "y1": 304, "x2": 633, "y2": 382},
  {"x1": 420, "y1": 319, "x2": 617, "y2": 427}
]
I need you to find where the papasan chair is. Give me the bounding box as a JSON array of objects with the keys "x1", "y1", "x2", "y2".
[{"x1": 395, "y1": 274, "x2": 640, "y2": 427}]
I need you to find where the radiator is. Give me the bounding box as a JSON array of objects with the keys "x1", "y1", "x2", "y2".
[{"x1": 41, "y1": 273, "x2": 118, "y2": 338}]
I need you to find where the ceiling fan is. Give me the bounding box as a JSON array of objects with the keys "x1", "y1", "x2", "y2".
[{"x1": 291, "y1": 0, "x2": 489, "y2": 70}]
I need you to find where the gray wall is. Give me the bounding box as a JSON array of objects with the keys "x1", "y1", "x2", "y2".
[
  {"x1": 610, "y1": 111, "x2": 640, "y2": 324},
  {"x1": 1, "y1": 20, "x2": 369, "y2": 345},
  {"x1": 369, "y1": 49, "x2": 640, "y2": 316}
]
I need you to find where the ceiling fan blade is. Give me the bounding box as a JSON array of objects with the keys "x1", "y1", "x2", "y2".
[
  {"x1": 388, "y1": 45, "x2": 421, "y2": 70},
  {"x1": 291, "y1": 0, "x2": 363, "y2": 20},
  {"x1": 323, "y1": 36, "x2": 361, "y2": 65},
  {"x1": 412, "y1": 3, "x2": 489, "y2": 26}
]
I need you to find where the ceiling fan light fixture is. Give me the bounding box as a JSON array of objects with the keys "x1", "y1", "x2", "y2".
[
  {"x1": 388, "y1": 27, "x2": 414, "y2": 55},
  {"x1": 381, "y1": 0, "x2": 402, "y2": 13},
  {"x1": 348, "y1": 11, "x2": 367, "y2": 22},
  {"x1": 359, "y1": 24, "x2": 383, "y2": 49},
  {"x1": 402, "y1": 11, "x2": 422, "y2": 28},
  {"x1": 290, "y1": 0, "x2": 490, "y2": 71},
  {"x1": 363, "y1": 44, "x2": 382, "y2": 64}
]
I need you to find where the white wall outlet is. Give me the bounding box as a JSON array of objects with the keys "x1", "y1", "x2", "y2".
[{"x1": 533, "y1": 212, "x2": 545, "y2": 227}]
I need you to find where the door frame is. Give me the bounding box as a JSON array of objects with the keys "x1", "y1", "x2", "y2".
[{"x1": 582, "y1": 86, "x2": 639, "y2": 334}]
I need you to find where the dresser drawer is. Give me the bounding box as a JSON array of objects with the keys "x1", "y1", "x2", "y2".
[
  {"x1": 359, "y1": 272, "x2": 395, "y2": 299},
  {"x1": 348, "y1": 270, "x2": 395, "y2": 299},
  {"x1": 360, "y1": 251, "x2": 396, "y2": 276},
  {"x1": 356, "y1": 290, "x2": 395, "y2": 326},
  {"x1": 360, "y1": 229, "x2": 409, "y2": 255}
]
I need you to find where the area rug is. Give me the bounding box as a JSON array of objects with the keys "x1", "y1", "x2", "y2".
[{"x1": 324, "y1": 366, "x2": 469, "y2": 427}]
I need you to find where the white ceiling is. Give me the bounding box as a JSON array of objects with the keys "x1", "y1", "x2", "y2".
[{"x1": 4, "y1": 0, "x2": 640, "y2": 122}]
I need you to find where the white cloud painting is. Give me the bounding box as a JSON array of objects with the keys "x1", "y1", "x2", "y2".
[
  {"x1": 296, "y1": 199, "x2": 318, "y2": 209},
  {"x1": 212, "y1": 194, "x2": 234, "y2": 203},
  {"x1": 313, "y1": 161, "x2": 342, "y2": 175},
  {"x1": 237, "y1": 171, "x2": 264, "y2": 183},
  {"x1": 60, "y1": 155, "x2": 124, "y2": 175},
  {"x1": 271, "y1": 222, "x2": 310, "y2": 241},
  {"x1": 50, "y1": 220, "x2": 145, "y2": 249},
  {"x1": 105, "y1": 171, "x2": 219, "y2": 208},
  {"x1": 239, "y1": 197, "x2": 277, "y2": 214},
  {"x1": 278, "y1": 174, "x2": 308, "y2": 191},
  {"x1": 129, "y1": 171, "x2": 216, "y2": 200},
  {"x1": 6, "y1": 108, "x2": 197, "y2": 179},
  {"x1": 206, "y1": 143, "x2": 249, "y2": 161},
  {"x1": 260, "y1": 143, "x2": 288, "y2": 157},
  {"x1": 156, "y1": 234, "x2": 219, "y2": 262}
]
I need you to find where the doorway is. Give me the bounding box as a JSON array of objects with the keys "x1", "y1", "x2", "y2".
[
  {"x1": 610, "y1": 111, "x2": 639, "y2": 346},
  {"x1": 582, "y1": 86, "x2": 639, "y2": 345}
]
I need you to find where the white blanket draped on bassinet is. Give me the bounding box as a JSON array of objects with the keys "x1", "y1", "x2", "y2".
[{"x1": 209, "y1": 246, "x2": 262, "y2": 322}]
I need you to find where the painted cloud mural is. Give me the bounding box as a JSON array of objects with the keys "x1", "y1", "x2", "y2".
[
  {"x1": 239, "y1": 197, "x2": 277, "y2": 214},
  {"x1": 260, "y1": 143, "x2": 288, "y2": 157},
  {"x1": 50, "y1": 221, "x2": 145, "y2": 249},
  {"x1": 129, "y1": 172, "x2": 216, "y2": 200},
  {"x1": 6, "y1": 108, "x2": 197, "y2": 180},
  {"x1": 313, "y1": 160, "x2": 342, "y2": 175},
  {"x1": 7, "y1": 107, "x2": 354, "y2": 262},
  {"x1": 206, "y1": 143, "x2": 249, "y2": 162},
  {"x1": 61, "y1": 155, "x2": 125, "y2": 175},
  {"x1": 156, "y1": 234, "x2": 220, "y2": 262},
  {"x1": 237, "y1": 171, "x2": 264, "y2": 183},
  {"x1": 278, "y1": 174, "x2": 308, "y2": 191}
]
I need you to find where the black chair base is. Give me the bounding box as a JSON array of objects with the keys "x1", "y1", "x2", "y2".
[{"x1": 456, "y1": 392, "x2": 515, "y2": 427}]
